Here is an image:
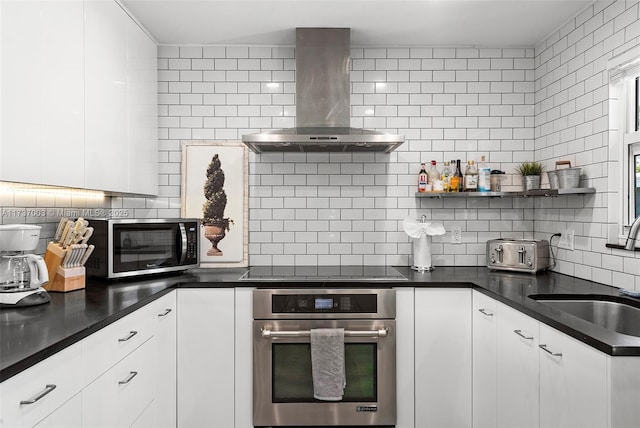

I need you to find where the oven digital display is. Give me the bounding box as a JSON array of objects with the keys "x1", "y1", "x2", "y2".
[{"x1": 315, "y1": 298, "x2": 333, "y2": 310}]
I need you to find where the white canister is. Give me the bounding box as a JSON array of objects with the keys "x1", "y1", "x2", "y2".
[{"x1": 412, "y1": 234, "x2": 433, "y2": 272}]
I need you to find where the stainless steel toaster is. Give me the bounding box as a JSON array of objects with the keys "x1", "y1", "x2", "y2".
[{"x1": 486, "y1": 239, "x2": 551, "y2": 273}]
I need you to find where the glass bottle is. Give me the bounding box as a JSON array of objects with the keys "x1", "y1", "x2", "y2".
[
  {"x1": 418, "y1": 162, "x2": 428, "y2": 193},
  {"x1": 464, "y1": 160, "x2": 478, "y2": 191},
  {"x1": 427, "y1": 160, "x2": 440, "y2": 185},
  {"x1": 477, "y1": 155, "x2": 491, "y2": 192},
  {"x1": 441, "y1": 161, "x2": 451, "y2": 192},
  {"x1": 450, "y1": 160, "x2": 463, "y2": 192}
]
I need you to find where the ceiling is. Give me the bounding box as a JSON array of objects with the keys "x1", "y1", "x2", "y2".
[{"x1": 121, "y1": 0, "x2": 593, "y2": 47}]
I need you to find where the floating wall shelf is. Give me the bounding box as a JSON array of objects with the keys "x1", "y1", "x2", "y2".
[{"x1": 415, "y1": 188, "x2": 596, "y2": 199}]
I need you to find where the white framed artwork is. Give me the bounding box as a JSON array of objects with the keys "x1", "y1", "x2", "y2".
[{"x1": 181, "y1": 140, "x2": 248, "y2": 268}]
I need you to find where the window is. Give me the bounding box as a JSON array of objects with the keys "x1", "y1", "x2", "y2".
[{"x1": 608, "y1": 45, "x2": 640, "y2": 239}]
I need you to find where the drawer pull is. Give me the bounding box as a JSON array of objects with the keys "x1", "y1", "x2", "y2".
[
  {"x1": 118, "y1": 371, "x2": 138, "y2": 385},
  {"x1": 20, "y1": 384, "x2": 56, "y2": 405},
  {"x1": 478, "y1": 308, "x2": 494, "y2": 317},
  {"x1": 514, "y1": 329, "x2": 534, "y2": 340},
  {"x1": 539, "y1": 344, "x2": 563, "y2": 357},
  {"x1": 158, "y1": 308, "x2": 172, "y2": 317},
  {"x1": 118, "y1": 331, "x2": 138, "y2": 342}
]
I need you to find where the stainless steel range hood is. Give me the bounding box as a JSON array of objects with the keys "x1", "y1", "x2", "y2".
[{"x1": 242, "y1": 28, "x2": 404, "y2": 153}]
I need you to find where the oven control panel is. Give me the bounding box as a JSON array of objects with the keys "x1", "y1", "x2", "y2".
[{"x1": 272, "y1": 294, "x2": 377, "y2": 313}]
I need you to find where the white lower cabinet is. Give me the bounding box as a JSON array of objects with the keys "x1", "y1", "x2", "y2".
[
  {"x1": 496, "y1": 301, "x2": 540, "y2": 428},
  {"x1": 415, "y1": 288, "x2": 472, "y2": 428},
  {"x1": 396, "y1": 288, "x2": 416, "y2": 428},
  {"x1": 473, "y1": 290, "x2": 630, "y2": 428},
  {"x1": 152, "y1": 292, "x2": 177, "y2": 428},
  {"x1": 234, "y1": 288, "x2": 253, "y2": 428},
  {"x1": 34, "y1": 393, "x2": 82, "y2": 428},
  {"x1": 82, "y1": 336, "x2": 156, "y2": 428},
  {"x1": 538, "y1": 322, "x2": 608, "y2": 428},
  {"x1": 0, "y1": 343, "x2": 83, "y2": 428},
  {"x1": 177, "y1": 288, "x2": 235, "y2": 428},
  {"x1": 472, "y1": 291, "x2": 497, "y2": 428}
]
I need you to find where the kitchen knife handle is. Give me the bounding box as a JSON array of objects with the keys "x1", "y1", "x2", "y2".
[
  {"x1": 118, "y1": 331, "x2": 138, "y2": 342},
  {"x1": 514, "y1": 329, "x2": 534, "y2": 340},
  {"x1": 118, "y1": 371, "x2": 138, "y2": 385},
  {"x1": 20, "y1": 384, "x2": 56, "y2": 405}
]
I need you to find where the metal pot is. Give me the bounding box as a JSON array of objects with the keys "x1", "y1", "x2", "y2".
[
  {"x1": 523, "y1": 175, "x2": 541, "y2": 191},
  {"x1": 555, "y1": 160, "x2": 581, "y2": 189},
  {"x1": 546, "y1": 170, "x2": 559, "y2": 189}
]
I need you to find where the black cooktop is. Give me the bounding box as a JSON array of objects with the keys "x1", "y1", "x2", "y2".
[{"x1": 239, "y1": 265, "x2": 407, "y2": 281}]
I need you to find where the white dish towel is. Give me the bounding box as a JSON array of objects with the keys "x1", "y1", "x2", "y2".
[{"x1": 310, "y1": 328, "x2": 346, "y2": 401}]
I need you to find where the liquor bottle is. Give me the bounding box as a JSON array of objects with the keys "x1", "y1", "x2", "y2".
[
  {"x1": 464, "y1": 160, "x2": 478, "y2": 191},
  {"x1": 427, "y1": 160, "x2": 440, "y2": 185},
  {"x1": 441, "y1": 161, "x2": 451, "y2": 192},
  {"x1": 418, "y1": 163, "x2": 428, "y2": 192},
  {"x1": 450, "y1": 160, "x2": 463, "y2": 192},
  {"x1": 477, "y1": 155, "x2": 491, "y2": 192}
]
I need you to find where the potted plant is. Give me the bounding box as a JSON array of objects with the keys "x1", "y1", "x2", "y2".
[
  {"x1": 202, "y1": 154, "x2": 233, "y2": 256},
  {"x1": 515, "y1": 161, "x2": 544, "y2": 191}
]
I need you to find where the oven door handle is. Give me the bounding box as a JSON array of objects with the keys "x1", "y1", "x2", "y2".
[{"x1": 261, "y1": 328, "x2": 389, "y2": 338}]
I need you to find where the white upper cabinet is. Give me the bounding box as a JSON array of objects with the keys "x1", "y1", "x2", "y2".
[
  {"x1": 41, "y1": 1, "x2": 85, "y2": 188},
  {"x1": 1, "y1": 0, "x2": 157, "y2": 195},
  {"x1": 1, "y1": 0, "x2": 84, "y2": 187},
  {"x1": 85, "y1": 0, "x2": 158, "y2": 195},
  {"x1": 126, "y1": 16, "x2": 158, "y2": 196},
  {"x1": 84, "y1": 0, "x2": 129, "y2": 193}
]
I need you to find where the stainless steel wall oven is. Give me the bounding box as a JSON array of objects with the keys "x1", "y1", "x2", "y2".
[{"x1": 253, "y1": 288, "x2": 396, "y2": 427}]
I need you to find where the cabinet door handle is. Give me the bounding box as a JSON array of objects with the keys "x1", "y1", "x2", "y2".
[
  {"x1": 118, "y1": 331, "x2": 138, "y2": 342},
  {"x1": 118, "y1": 371, "x2": 138, "y2": 385},
  {"x1": 514, "y1": 329, "x2": 534, "y2": 340},
  {"x1": 158, "y1": 308, "x2": 172, "y2": 317},
  {"x1": 539, "y1": 344, "x2": 563, "y2": 357},
  {"x1": 478, "y1": 308, "x2": 494, "y2": 317},
  {"x1": 20, "y1": 384, "x2": 56, "y2": 405}
]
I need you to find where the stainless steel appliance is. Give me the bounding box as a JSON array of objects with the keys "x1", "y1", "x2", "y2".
[
  {"x1": 242, "y1": 28, "x2": 404, "y2": 153},
  {"x1": 0, "y1": 224, "x2": 50, "y2": 307},
  {"x1": 486, "y1": 238, "x2": 551, "y2": 273},
  {"x1": 253, "y1": 288, "x2": 396, "y2": 427},
  {"x1": 85, "y1": 218, "x2": 199, "y2": 279}
]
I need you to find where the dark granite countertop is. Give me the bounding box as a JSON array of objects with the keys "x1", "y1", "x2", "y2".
[{"x1": 2, "y1": 266, "x2": 640, "y2": 382}]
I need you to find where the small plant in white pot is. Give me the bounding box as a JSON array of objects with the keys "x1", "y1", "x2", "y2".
[{"x1": 515, "y1": 161, "x2": 544, "y2": 191}]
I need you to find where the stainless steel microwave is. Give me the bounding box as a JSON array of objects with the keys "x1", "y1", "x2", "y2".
[{"x1": 85, "y1": 218, "x2": 200, "y2": 279}]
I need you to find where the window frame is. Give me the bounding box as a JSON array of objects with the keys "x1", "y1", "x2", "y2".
[{"x1": 608, "y1": 45, "x2": 640, "y2": 240}]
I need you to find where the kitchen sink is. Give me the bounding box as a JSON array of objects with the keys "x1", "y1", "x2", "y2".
[{"x1": 529, "y1": 295, "x2": 640, "y2": 337}]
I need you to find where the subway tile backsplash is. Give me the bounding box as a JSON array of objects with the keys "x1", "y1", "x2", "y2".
[
  {"x1": 2, "y1": 0, "x2": 639, "y2": 290},
  {"x1": 157, "y1": 45, "x2": 536, "y2": 267}
]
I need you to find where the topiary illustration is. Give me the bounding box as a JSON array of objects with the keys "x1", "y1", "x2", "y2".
[
  {"x1": 201, "y1": 154, "x2": 234, "y2": 256},
  {"x1": 202, "y1": 154, "x2": 233, "y2": 231}
]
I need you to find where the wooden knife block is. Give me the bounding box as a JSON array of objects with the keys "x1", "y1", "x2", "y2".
[
  {"x1": 43, "y1": 242, "x2": 65, "y2": 289},
  {"x1": 48, "y1": 266, "x2": 85, "y2": 293}
]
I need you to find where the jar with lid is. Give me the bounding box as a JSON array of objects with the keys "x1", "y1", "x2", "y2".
[
  {"x1": 418, "y1": 163, "x2": 428, "y2": 192},
  {"x1": 427, "y1": 161, "x2": 440, "y2": 185},
  {"x1": 441, "y1": 161, "x2": 451, "y2": 191},
  {"x1": 464, "y1": 160, "x2": 478, "y2": 191}
]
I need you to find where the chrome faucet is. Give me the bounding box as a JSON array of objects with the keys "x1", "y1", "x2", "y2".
[{"x1": 625, "y1": 216, "x2": 640, "y2": 250}]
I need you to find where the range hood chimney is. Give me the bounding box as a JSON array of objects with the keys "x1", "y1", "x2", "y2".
[{"x1": 242, "y1": 28, "x2": 404, "y2": 153}]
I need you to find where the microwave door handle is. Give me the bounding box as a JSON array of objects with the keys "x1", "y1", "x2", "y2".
[{"x1": 178, "y1": 223, "x2": 187, "y2": 265}]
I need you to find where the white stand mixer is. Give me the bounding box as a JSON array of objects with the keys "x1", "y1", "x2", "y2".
[{"x1": 0, "y1": 224, "x2": 50, "y2": 307}]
